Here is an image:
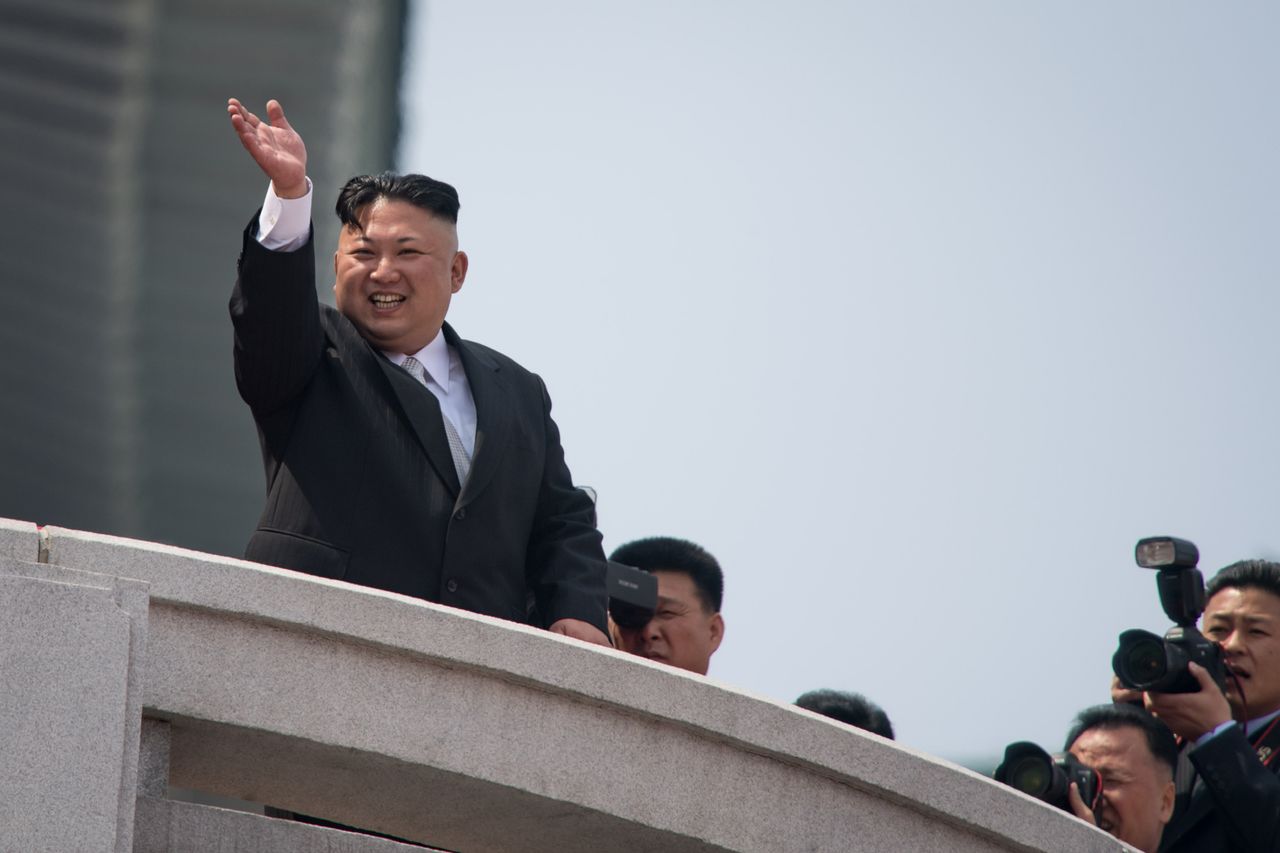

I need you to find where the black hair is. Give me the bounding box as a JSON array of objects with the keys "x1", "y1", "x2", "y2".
[
  {"x1": 609, "y1": 536, "x2": 723, "y2": 613},
  {"x1": 795, "y1": 690, "x2": 895, "y2": 740},
  {"x1": 1206, "y1": 559, "x2": 1280, "y2": 602},
  {"x1": 1064, "y1": 703, "x2": 1177, "y2": 776},
  {"x1": 335, "y1": 172, "x2": 461, "y2": 228}
]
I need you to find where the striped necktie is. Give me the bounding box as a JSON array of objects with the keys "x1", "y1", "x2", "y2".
[{"x1": 402, "y1": 356, "x2": 471, "y2": 485}]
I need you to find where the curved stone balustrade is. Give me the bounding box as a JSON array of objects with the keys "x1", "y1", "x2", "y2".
[{"x1": 0, "y1": 517, "x2": 1131, "y2": 852}]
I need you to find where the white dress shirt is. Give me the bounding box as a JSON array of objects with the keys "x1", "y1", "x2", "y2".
[{"x1": 254, "y1": 181, "x2": 478, "y2": 456}]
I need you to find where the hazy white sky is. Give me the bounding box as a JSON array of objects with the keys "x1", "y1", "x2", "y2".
[{"x1": 400, "y1": 2, "x2": 1279, "y2": 762}]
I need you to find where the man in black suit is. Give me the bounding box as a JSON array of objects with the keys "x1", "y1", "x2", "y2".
[
  {"x1": 1135, "y1": 559, "x2": 1280, "y2": 852},
  {"x1": 226, "y1": 98, "x2": 609, "y2": 646}
]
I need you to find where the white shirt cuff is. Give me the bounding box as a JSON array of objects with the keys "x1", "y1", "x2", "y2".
[{"x1": 256, "y1": 178, "x2": 313, "y2": 252}]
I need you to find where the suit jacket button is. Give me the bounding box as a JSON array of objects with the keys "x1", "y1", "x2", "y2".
[
  {"x1": 454, "y1": 508, "x2": 467, "y2": 521},
  {"x1": 445, "y1": 578, "x2": 458, "y2": 593}
]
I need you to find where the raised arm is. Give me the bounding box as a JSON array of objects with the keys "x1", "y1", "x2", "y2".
[
  {"x1": 227, "y1": 98, "x2": 308, "y2": 199},
  {"x1": 227, "y1": 97, "x2": 323, "y2": 415}
]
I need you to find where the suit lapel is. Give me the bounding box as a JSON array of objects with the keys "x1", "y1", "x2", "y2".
[
  {"x1": 446, "y1": 325, "x2": 511, "y2": 507},
  {"x1": 372, "y1": 346, "x2": 462, "y2": 497}
]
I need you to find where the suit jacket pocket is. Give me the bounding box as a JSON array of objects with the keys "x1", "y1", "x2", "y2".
[{"x1": 246, "y1": 528, "x2": 351, "y2": 581}]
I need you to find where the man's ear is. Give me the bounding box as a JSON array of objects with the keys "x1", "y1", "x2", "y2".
[
  {"x1": 708, "y1": 612, "x2": 724, "y2": 655},
  {"x1": 451, "y1": 250, "x2": 468, "y2": 293},
  {"x1": 333, "y1": 251, "x2": 340, "y2": 290},
  {"x1": 1158, "y1": 778, "x2": 1175, "y2": 823}
]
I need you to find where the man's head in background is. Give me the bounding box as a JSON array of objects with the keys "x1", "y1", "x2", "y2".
[
  {"x1": 609, "y1": 536, "x2": 723, "y2": 675},
  {"x1": 1203, "y1": 559, "x2": 1280, "y2": 721},
  {"x1": 795, "y1": 690, "x2": 894, "y2": 740},
  {"x1": 1064, "y1": 703, "x2": 1176, "y2": 853}
]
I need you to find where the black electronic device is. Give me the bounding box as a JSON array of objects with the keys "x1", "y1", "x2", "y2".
[
  {"x1": 607, "y1": 561, "x2": 657, "y2": 629},
  {"x1": 1112, "y1": 536, "x2": 1228, "y2": 694},
  {"x1": 994, "y1": 741, "x2": 1101, "y2": 818}
]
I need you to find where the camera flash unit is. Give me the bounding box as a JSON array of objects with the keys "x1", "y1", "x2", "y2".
[{"x1": 1135, "y1": 536, "x2": 1199, "y2": 570}]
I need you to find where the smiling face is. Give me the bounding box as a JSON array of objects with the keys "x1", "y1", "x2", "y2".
[
  {"x1": 1068, "y1": 725, "x2": 1174, "y2": 853},
  {"x1": 616, "y1": 570, "x2": 724, "y2": 675},
  {"x1": 1203, "y1": 585, "x2": 1280, "y2": 719},
  {"x1": 333, "y1": 197, "x2": 468, "y2": 355}
]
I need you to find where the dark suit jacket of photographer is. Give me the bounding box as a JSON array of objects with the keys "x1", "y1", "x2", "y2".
[
  {"x1": 1159, "y1": 724, "x2": 1280, "y2": 853},
  {"x1": 229, "y1": 215, "x2": 608, "y2": 632}
]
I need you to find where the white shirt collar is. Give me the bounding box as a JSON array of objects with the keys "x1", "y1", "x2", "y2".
[{"x1": 385, "y1": 330, "x2": 451, "y2": 393}]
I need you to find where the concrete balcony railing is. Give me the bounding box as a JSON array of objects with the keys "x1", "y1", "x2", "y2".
[{"x1": 0, "y1": 516, "x2": 1131, "y2": 852}]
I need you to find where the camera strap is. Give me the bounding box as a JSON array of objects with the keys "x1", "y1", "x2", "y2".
[{"x1": 1251, "y1": 716, "x2": 1280, "y2": 768}]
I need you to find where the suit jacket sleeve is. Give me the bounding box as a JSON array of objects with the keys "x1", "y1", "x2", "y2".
[
  {"x1": 229, "y1": 213, "x2": 322, "y2": 415},
  {"x1": 1188, "y1": 724, "x2": 1280, "y2": 852},
  {"x1": 524, "y1": 374, "x2": 609, "y2": 634}
]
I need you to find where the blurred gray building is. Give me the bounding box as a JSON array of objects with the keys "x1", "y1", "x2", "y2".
[{"x1": 0, "y1": 0, "x2": 408, "y2": 555}]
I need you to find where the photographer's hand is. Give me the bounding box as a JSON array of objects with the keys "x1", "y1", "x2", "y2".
[
  {"x1": 1144, "y1": 662, "x2": 1233, "y2": 741},
  {"x1": 1067, "y1": 782, "x2": 1097, "y2": 827},
  {"x1": 549, "y1": 618, "x2": 611, "y2": 647},
  {"x1": 1110, "y1": 674, "x2": 1144, "y2": 706}
]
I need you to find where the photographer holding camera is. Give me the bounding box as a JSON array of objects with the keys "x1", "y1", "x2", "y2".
[
  {"x1": 608, "y1": 536, "x2": 725, "y2": 675},
  {"x1": 1116, "y1": 549, "x2": 1280, "y2": 853},
  {"x1": 1063, "y1": 704, "x2": 1177, "y2": 853},
  {"x1": 994, "y1": 704, "x2": 1175, "y2": 852}
]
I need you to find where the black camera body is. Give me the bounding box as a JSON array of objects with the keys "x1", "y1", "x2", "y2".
[
  {"x1": 1114, "y1": 625, "x2": 1225, "y2": 694},
  {"x1": 607, "y1": 560, "x2": 657, "y2": 629},
  {"x1": 1112, "y1": 536, "x2": 1228, "y2": 695},
  {"x1": 994, "y1": 742, "x2": 1100, "y2": 817}
]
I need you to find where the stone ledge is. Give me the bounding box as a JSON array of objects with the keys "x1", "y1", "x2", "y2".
[
  {"x1": 134, "y1": 796, "x2": 440, "y2": 853},
  {"x1": 0, "y1": 557, "x2": 149, "y2": 853},
  {"x1": 30, "y1": 522, "x2": 1128, "y2": 852},
  {"x1": 0, "y1": 517, "x2": 39, "y2": 562}
]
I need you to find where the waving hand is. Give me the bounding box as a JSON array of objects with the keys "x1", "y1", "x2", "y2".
[{"x1": 227, "y1": 98, "x2": 308, "y2": 199}]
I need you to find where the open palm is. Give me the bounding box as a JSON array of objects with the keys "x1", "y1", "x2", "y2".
[{"x1": 227, "y1": 98, "x2": 308, "y2": 198}]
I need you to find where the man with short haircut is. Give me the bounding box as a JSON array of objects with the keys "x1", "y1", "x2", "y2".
[
  {"x1": 1139, "y1": 559, "x2": 1280, "y2": 853},
  {"x1": 795, "y1": 689, "x2": 894, "y2": 739},
  {"x1": 609, "y1": 537, "x2": 724, "y2": 675},
  {"x1": 1063, "y1": 703, "x2": 1176, "y2": 853},
  {"x1": 225, "y1": 98, "x2": 608, "y2": 646}
]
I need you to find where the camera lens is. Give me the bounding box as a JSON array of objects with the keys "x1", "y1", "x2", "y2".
[
  {"x1": 1120, "y1": 635, "x2": 1169, "y2": 686},
  {"x1": 1114, "y1": 628, "x2": 1176, "y2": 690},
  {"x1": 1005, "y1": 755, "x2": 1051, "y2": 797},
  {"x1": 995, "y1": 742, "x2": 1056, "y2": 799}
]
